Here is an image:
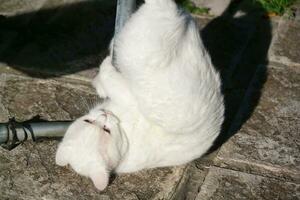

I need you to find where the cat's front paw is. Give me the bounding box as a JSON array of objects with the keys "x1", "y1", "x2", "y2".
[
  {"x1": 92, "y1": 56, "x2": 116, "y2": 98},
  {"x1": 99, "y1": 56, "x2": 116, "y2": 80},
  {"x1": 92, "y1": 74, "x2": 108, "y2": 98}
]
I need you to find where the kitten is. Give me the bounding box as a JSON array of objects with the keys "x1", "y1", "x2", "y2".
[{"x1": 56, "y1": 0, "x2": 224, "y2": 191}]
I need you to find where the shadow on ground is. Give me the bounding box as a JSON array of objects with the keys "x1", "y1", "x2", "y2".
[
  {"x1": 201, "y1": 0, "x2": 272, "y2": 151},
  {"x1": 0, "y1": 1, "x2": 116, "y2": 77}
]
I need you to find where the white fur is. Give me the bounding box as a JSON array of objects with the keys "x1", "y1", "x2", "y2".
[
  {"x1": 56, "y1": 108, "x2": 128, "y2": 190},
  {"x1": 114, "y1": 0, "x2": 223, "y2": 134},
  {"x1": 56, "y1": 0, "x2": 224, "y2": 190}
]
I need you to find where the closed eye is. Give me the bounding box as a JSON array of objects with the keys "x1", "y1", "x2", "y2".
[
  {"x1": 84, "y1": 119, "x2": 93, "y2": 124},
  {"x1": 103, "y1": 126, "x2": 111, "y2": 134}
]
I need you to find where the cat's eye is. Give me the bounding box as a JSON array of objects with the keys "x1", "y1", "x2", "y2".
[
  {"x1": 103, "y1": 125, "x2": 111, "y2": 134},
  {"x1": 84, "y1": 119, "x2": 93, "y2": 124}
]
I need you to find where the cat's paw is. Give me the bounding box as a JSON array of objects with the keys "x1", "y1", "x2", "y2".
[
  {"x1": 93, "y1": 56, "x2": 116, "y2": 98},
  {"x1": 92, "y1": 74, "x2": 108, "y2": 98},
  {"x1": 99, "y1": 56, "x2": 116, "y2": 79}
]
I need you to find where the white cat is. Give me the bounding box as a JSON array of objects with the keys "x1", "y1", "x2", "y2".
[{"x1": 56, "y1": 0, "x2": 224, "y2": 191}]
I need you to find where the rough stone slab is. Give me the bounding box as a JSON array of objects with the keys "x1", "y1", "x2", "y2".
[
  {"x1": 0, "y1": 73, "x2": 191, "y2": 200},
  {"x1": 41, "y1": 0, "x2": 96, "y2": 9},
  {"x1": 214, "y1": 64, "x2": 300, "y2": 182},
  {"x1": 0, "y1": 141, "x2": 189, "y2": 200},
  {"x1": 0, "y1": 0, "x2": 46, "y2": 16},
  {"x1": 0, "y1": 73, "x2": 98, "y2": 122},
  {"x1": 196, "y1": 167, "x2": 300, "y2": 200},
  {"x1": 0, "y1": 0, "x2": 98, "y2": 16},
  {"x1": 269, "y1": 2, "x2": 300, "y2": 67},
  {"x1": 178, "y1": 153, "x2": 217, "y2": 200}
]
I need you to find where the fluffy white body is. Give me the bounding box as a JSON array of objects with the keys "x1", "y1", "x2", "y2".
[
  {"x1": 114, "y1": 0, "x2": 224, "y2": 134},
  {"x1": 56, "y1": 0, "x2": 224, "y2": 191}
]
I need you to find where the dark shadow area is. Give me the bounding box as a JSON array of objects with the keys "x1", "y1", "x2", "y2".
[
  {"x1": 0, "y1": 1, "x2": 117, "y2": 77},
  {"x1": 200, "y1": 0, "x2": 271, "y2": 152}
]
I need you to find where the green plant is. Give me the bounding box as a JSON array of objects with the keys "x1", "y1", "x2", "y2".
[
  {"x1": 255, "y1": 0, "x2": 296, "y2": 15},
  {"x1": 176, "y1": 0, "x2": 210, "y2": 15}
]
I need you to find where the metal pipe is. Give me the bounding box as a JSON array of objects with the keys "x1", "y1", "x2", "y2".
[
  {"x1": 114, "y1": 0, "x2": 136, "y2": 37},
  {"x1": 113, "y1": 0, "x2": 136, "y2": 65},
  {"x1": 0, "y1": 119, "x2": 71, "y2": 150},
  {"x1": 0, "y1": 125, "x2": 8, "y2": 144},
  {"x1": 0, "y1": 0, "x2": 136, "y2": 150}
]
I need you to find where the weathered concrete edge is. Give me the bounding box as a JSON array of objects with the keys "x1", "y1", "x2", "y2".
[
  {"x1": 214, "y1": 155, "x2": 300, "y2": 183},
  {"x1": 196, "y1": 165, "x2": 300, "y2": 200},
  {"x1": 0, "y1": 64, "x2": 95, "y2": 87},
  {"x1": 212, "y1": 61, "x2": 300, "y2": 183},
  {"x1": 268, "y1": 14, "x2": 300, "y2": 68}
]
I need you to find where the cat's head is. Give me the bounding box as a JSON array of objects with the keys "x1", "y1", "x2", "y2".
[{"x1": 55, "y1": 105, "x2": 127, "y2": 191}]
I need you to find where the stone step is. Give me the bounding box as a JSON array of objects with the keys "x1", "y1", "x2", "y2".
[
  {"x1": 196, "y1": 166, "x2": 300, "y2": 200},
  {"x1": 0, "y1": 140, "x2": 188, "y2": 200},
  {"x1": 0, "y1": 73, "x2": 98, "y2": 122},
  {"x1": 0, "y1": 72, "x2": 189, "y2": 200},
  {"x1": 268, "y1": 2, "x2": 300, "y2": 67},
  {"x1": 213, "y1": 63, "x2": 300, "y2": 182}
]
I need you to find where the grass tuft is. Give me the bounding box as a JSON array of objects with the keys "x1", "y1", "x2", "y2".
[
  {"x1": 176, "y1": 0, "x2": 297, "y2": 16},
  {"x1": 176, "y1": 0, "x2": 210, "y2": 15},
  {"x1": 255, "y1": 0, "x2": 296, "y2": 15}
]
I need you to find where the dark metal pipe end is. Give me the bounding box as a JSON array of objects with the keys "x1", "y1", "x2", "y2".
[{"x1": 0, "y1": 118, "x2": 71, "y2": 151}]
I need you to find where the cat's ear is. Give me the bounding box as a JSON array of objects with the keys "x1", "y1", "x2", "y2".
[
  {"x1": 55, "y1": 144, "x2": 69, "y2": 166},
  {"x1": 90, "y1": 169, "x2": 109, "y2": 191}
]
